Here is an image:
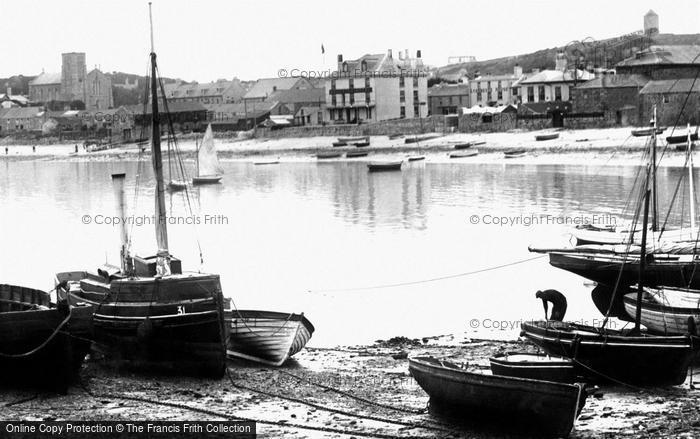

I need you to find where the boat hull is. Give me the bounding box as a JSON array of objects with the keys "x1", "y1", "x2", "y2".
[
  {"x1": 192, "y1": 175, "x2": 222, "y2": 185},
  {"x1": 409, "y1": 356, "x2": 585, "y2": 437},
  {"x1": 0, "y1": 284, "x2": 92, "y2": 392},
  {"x1": 521, "y1": 320, "x2": 695, "y2": 386},
  {"x1": 368, "y1": 161, "x2": 402, "y2": 172},
  {"x1": 59, "y1": 273, "x2": 227, "y2": 377},
  {"x1": 489, "y1": 352, "x2": 576, "y2": 383},
  {"x1": 549, "y1": 252, "x2": 700, "y2": 289},
  {"x1": 622, "y1": 290, "x2": 700, "y2": 335},
  {"x1": 225, "y1": 310, "x2": 314, "y2": 366}
]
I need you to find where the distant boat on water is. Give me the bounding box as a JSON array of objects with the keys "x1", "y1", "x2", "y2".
[
  {"x1": 450, "y1": 150, "x2": 479, "y2": 158},
  {"x1": 254, "y1": 159, "x2": 280, "y2": 165},
  {"x1": 504, "y1": 148, "x2": 526, "y2": 158},
  {"x1": 407, "y1": 155, "x2": 425, "y2": 162},
  {"x1": 346, "y1": 151, "x2": 369, "y2": 158},
  {"x1": 631, "y1": 127, "x2": 664, "y2": 137},
  {"x1": 535, "y1": 133, "x2": 559, "y2": 141},
  {"x1": 368, "y1": 160, "x2": 403, "y2": 172},
  {"x1": 192, "y1": 124, "x2": 223, "y2": 185}
]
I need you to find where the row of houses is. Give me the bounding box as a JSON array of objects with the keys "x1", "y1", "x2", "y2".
[{"x1": 429, "y1": 44, "x2": 700, "y2": 127}]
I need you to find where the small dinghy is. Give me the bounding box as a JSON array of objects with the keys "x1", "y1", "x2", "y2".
[
  {"x1": 225, "y1": 309, "x2": 314, "y2": 366},
  {"x1": 449, "y1": 150, "x2": 478, "y2": 158},
  {"x1": 337, "y1": 136, "x2": 368, "y2": 144},
  {"x1": 1, "y1": 284, "x2": 93, "y2": 393},
  {"x1": 504, "y1": 148, "x2": 527, "y2": 158},
  {"x1": 535, "y1": 133, "x2": 559, "y2": 141},
  {"x1": 368, "y1": 161, "x2": 402, "y2": 172},
  {"x1": 332, "y1": 141, "x2": 347, "y2": 147},
  {"x1": 192, "y1": 175, "x2": 222, "y2": 184},
  {"x1": 253, "y1": 159, "x2": 280, "y2": 165},
  {"x1": 453, "y1": 142, "x2": 473, "y2": 150},
  {"x1": 407, "y1": 155, "x2": 426, "y2": 162},
  {"x1": 355, "y1": 141, "x2": 370, "y2": 147},
  {"x1": 192, "y1": 124, "x2": 224, "y2": 185},
  {"x1": 489, "y1": 352, "x2": 576, "y2": 383},
  {"x1": 631, "y1": 127, "x2": 664, "y2": 137},
  {"x1": 667, "y1": 132, "x2": 698, "y2": 144},
  {"x1": 409, "y1": 356, "x2": 587, "y2": 438},
  {"x1": 346, "y1": 151, "x2": 369, "y2": 158},
  {"x1": 388, "y1": 133, "x2": 404, "y2": 140},
  {"x1": 317, "y1": 152, "x2": 342, "y2": 159},
  {"x1": 167, "y1": 180, "x2": 188, "y2": 191}
]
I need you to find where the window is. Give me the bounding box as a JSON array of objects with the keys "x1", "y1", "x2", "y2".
[
  {"x1": 663, "y1": 94, "x2": 670, "y2": 104},
  {"x1": 349, "y1": 78, "x2": 354, "y2": 89},
  {"x1": 413, "y1": 105, "x2": 419, "y2": 116},
  {"x1": 342, "y1": 62, "x2": 348, "y2": 73},
  {"x1": 487, "y1": 90, "x2": 492, "y2": 101},
  {"x1": 400, "y1": 90, "x2": 405, "y2": 103},
  {"x1": 331, "y1": 79, "x2": 336, "y2": 90},
  {"x1": 400, "y1": 106, "x2": 406, "y2": 118},
  {"x1": 538, "y1": 86, "x2": 545, "y2": 101},
  {"x1": 365, "y1": 77, "x2": 370, "y2": 89},
  {"x1": 413, "y1": 90, "x2": 419, "y2": 102},
  {"x1": 361, "y1": 60, "x2": 367, "y2": 72},
  {"x1": 512, "y1": 87, "x2": 518, "y2": 96},
  {"x1": 554, "y1": 86, "x2": 562, "y2": 101},
  {"x1": 413, "y1": 76, "x2": 418, "y2": 87},
  {"x1": 497, "y1": 90, "x2": 503, "y2": 100},
  {"x1": 527, "y1": 86, "x2": 534, "y2": 102},
  {"x1": 477, "y1": 89, "x2": 482, "y2": 102},
  {"x1": 399, "y1": 76, "x2": 405, "y2": 87}
]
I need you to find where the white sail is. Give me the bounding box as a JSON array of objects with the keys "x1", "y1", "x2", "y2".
[{"x1": 197, "y1": 124, "x2": 223, "y2": 177}]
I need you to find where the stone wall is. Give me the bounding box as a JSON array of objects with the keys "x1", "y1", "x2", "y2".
[
  {"x1": 641, "y1": 92, "x2": 700, "y2": 127},
  {"x1": 255, "y1": 116, "x2": 447, "y2": 138}
]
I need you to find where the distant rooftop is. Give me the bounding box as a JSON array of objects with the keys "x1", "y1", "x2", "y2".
[
  {"x1": 617, "y1": 45, "x2": 700, "y2": 67},
  {"x1": 29, "y1": 72, "x2": 61, "y2": 86}
]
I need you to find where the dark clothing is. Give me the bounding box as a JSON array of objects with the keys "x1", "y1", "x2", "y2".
[{"x1": 535, "y1": 289, "x2": 568, "y2": 321}]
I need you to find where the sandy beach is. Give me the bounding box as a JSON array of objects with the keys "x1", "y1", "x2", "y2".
[
  {"x1": 2, "y1": 336, "x2": 700, "y2": 438},
  {"x1": 0, "y1": 127, "x2": 694, "y2": 168}
]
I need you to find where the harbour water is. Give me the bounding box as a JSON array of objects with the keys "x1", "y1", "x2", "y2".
[{"x1": 0, "y1": 159, "x2": 693, "y2": 347}]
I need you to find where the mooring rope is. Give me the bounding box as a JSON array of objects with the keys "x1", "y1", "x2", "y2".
[{"x1": 308, "y1": 254, "x2": 547, "y2": 293}]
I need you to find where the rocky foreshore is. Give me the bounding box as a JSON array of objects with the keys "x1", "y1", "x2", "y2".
[{"x1": 3, "y1": 337, "x2": 700, "y2": 438}]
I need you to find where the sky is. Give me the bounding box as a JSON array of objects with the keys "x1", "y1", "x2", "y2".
[{"x1": 0, "y1": 0, "x2": 698, "y2": 82}]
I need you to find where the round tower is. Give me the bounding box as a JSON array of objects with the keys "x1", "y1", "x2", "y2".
[{"x1": 644, "y1": 10, "x2": 659, "y2": 36}]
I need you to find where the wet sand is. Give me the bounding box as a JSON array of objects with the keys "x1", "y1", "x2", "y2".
[{"x1": 3, "y1": 337, "x2": 700, "y2": 438}]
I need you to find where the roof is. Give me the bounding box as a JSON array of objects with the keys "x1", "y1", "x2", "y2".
[
  {"x1": 428, "y1": 84, "x2": 470, "y2": 97},
  {"x1": 0, "y1": 107, "x2": 45, "y2": 118},
  {"x1": 29, "y1": 72, "x2": 61, "y2": 86},
  {"x1": 574, "y1": 74, "x2": 650, "y2": 89},
  {"x1": 616, "y1": 45, "x2": 700, "y2": 67},
  {"x1": 162, "y1": 79, "x2": 245, "y2": 99},
  {"x1": 639, "y1": 78, "x2": 700, "y2": 95},
  {"x1": 519, "y1": 69, "x2": 594, "y2": 84},
  {"x1": 462, "y1": 104, "x2": 517, "y2": 114},
  {"x1": 243, "y1": 78, "x2": 309, "y2": 100},
  {"x1": 266, "y1": 87, "x2": 325, "y2": 104},
  {"x1": 471, "y1": 73, "x2": 521, "y2": 83},
  {"x1": 330, "y1": 52, "x2": 428, "y2": 77},
  {"x1": 0, "y1": 94, "x2": 30, "y2": 104}
]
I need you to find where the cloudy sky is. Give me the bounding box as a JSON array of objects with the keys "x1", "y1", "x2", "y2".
[{"x1": 1, "y1": 0, "x2": 697, "y2": 82}]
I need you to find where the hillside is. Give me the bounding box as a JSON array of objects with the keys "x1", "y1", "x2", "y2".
[{"x1": 435, "y1": 33, "x2": 700, "y2": 80}]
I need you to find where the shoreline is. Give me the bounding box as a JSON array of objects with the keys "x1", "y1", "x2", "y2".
[
  {"x1": 2, "y1": 337, "x2": 698, "y2": 438},
  {"x1": 0, "y1": 126, "x2": 693, "y2": 167}
]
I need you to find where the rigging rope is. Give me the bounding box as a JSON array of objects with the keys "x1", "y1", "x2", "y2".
[{"x1": 307, "y1": 254, "x2": 546, "y2": 293}]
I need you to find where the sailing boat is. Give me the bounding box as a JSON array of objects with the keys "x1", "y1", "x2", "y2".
[
  {"x1": 192, "y1": 124, "x2": 223, "y2": 185},
  {"x1": 522, "y1": 109, "x2": 699, "y2": 386},
  {"x1": 54, "y1": 3, "x2": 227, "y2": 377}
]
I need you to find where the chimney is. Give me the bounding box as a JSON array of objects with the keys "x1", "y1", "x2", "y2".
[
  {"x1": 337, "y1": 54, "x2": 343, "y2": 63},
  {"x1": 337, "y1": 54, "x2": 343, "y2": 72},
  {"x1": 555, "y1": 52, "x2": 567, "y2": 72},
  {"x1": 6, "y1": 85, "x2": 11, "y2": 97},
  {"x1": 387, "y1": 49, "x2": 393, "y2": 58},
  {"x1": 405, "y1": 49, "x2": 409, "y2": 60},
  {"x1": 513, "y1": 64, "x2": 523, "y2": 77},
  {"x1": 416, "y1": 50, "x2": 422, "y2": 58}
]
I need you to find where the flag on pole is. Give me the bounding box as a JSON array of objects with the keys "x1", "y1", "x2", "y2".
[{"x1": 321, "y1": 44, "x2": 325, "y2": 54}]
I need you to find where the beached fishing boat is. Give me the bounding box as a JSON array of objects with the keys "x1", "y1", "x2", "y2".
[
  {"x1": 346, "y1": 151, "x2": 369, "y2": 158},
  {"x1": 317, "y1": 152, "x2": 342, "y2": 159},
  {"x1": 453, "y1": 142, "x2": 472, "y2": 150},
  {"x1": 504, "y1": 148, "x2": 526, "y2": 158},
  {"x1": 631, "y1": 127, "x2": 664, "y2": 137},
  {"x1": 409, "y1": 356, "x2": 587, "y2": 437},
  {"x1": 225, "y1": 309, "x2": 314, "y2": 366},
  {"x1": 337, "y1": 136, "x2": 368, "y2": 144},
  {"x1": 388, "y1": 133, "x2": 403, "y2": 140},
  {"x1": 449, "y1": 150, "x2": 478, "y2": 158},
  {"x1": 253, "y1": 159, "x2": 280, "y2": 165},
  {"x1": 0, "y1": 284, "x2": 93, "y2": 392},
  {"x1": 192, "y1": 124, "x2": 223, "y2": 185},
  {"x1": 535, "y1": 133, "x2": 559, "y2": 141},
  {"x1": 355, "y1": 141, "x2": 370, "y2": 147},
  {"x1": 332, "y1": 141, "x2": 347, "y2": 147},
  {"x1": 407, "y1": 155, "x2": 425, "y2": 162},
  {"x1": 489, "y1": 352, "x2": 576, "y2": 383},
  {"x1": 368, "y1": 161, "x2": 402, "y2": 172},
  {"x1": 667, "y1": 132, "x2": 698, "y2": 144},
  {"x1": 622, "y1": 286, "x2": 700, "y2": 335},
  {"x1": 54, "y1": 5, "x2": 227, "y2": 377}
]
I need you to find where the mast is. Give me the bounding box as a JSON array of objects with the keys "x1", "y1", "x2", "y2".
[
  {"x1": 634, "y1": 189, "x2": 651, "y2": 332},
  {"x1": 149, "y1": 2, "x2": 170, "y2": 274},
  {"x1": 196, "y1": 135, "x2": 200, "y2": 177},
  {"x1": 111, "y1": 173, "x2": 130, "y2": 273},
  {"x1": 650, "y1": 106, "x2": 658, "y2": 231},
  {"x1": 689, "y1": 123, "x2": 696, "y2": 230}
]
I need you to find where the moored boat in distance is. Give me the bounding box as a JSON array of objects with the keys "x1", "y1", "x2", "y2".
[
  {"x1": 504, "y1": 148, "x2": 526, "y2": 158},
  {"x1": 535, "y1": 133, "x2": 559, "y2": 141},
  {"x1": 0, "y1": 284, "x2": 93, "y2": 393},
  {"x1": 631, "y1": 127, "x2": 664, "y2": 137},
  {"x1": 449, "y1": 150, "x2": 479, "y2": 158},
  {"x1": 332, "y1": 141, "x2": 347, "y2": 147},
  {"x1": 368, "y1": 160, "x2": 403, "y2": 172},
  {"x1": 253, "y1": 158, "x2": 280, "y2": 165},
  {"x1": 667, "y1": 132, "x2": 698, "y2": 144},
  {"x1": 167, "y1": 179, "x2": 188, "y2": 192},
  {"x1": 346, "y1": 151, "x2": 369, "y2": 158},
  {"x1": 489, "y1": 352, "x2": 576, "y2": 383},
  {"x1": 355, "y1": 140, "x2": 370, "y2": 147},
  {"x1": 453, "y1": 142, "x2": 472, "y2": 150},
  {"x1": 337, "y1": 136, "x2": 369, "y2": 144},
  {"x1": 225, "y1": 309, "x2": 314, "y2": 366},
  {"x1": 317, "y1": 151, "x2": 342, "y2": 159},
  {"x1": 408, "y1": 356, "x2": 587, "y2": 438},
  {"x1": 407, "y1": 154, "x2": 426, "y2": 162},
  {"x1": 192, "y1": 124, "x2": 224, "y2": 185}
]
